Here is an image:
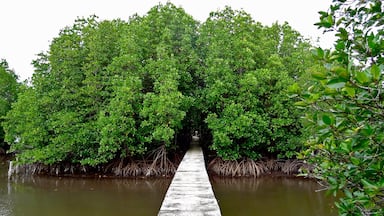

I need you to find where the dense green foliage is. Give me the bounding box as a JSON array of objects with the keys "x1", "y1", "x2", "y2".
[
  {"x1": 3, "y1": 4, "x2": 199, "y2": 165},
  {"x1": 0, "y1": 59, "x2": 18, "y2": 151},
  {"x1": 297, "y1": 0, "x2": 384, "y2": 215},
  {"x1": 2, "y1": 3, "x2": 313, "y2": 166},
  {"x1": 199, "y1": 8, "x2": 312, "y2": 160}
]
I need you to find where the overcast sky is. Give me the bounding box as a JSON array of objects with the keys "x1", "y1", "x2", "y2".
[{"x1": 1, "y1": 0, "x2": 334, "y2": 81}]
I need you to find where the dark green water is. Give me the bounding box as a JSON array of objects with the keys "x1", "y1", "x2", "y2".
[
  {"x1": 211, "y1": 176, "x2": 338, "y2": 216},
  {"x1": 1, "y1": 158, "x2": 337, "y2": 216}
]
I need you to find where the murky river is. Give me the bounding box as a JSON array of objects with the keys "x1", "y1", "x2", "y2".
[
  {"x1": 0, "y1": 159, "x2": 171, "y2": 216},
  {"x1": 1, "y1": 158, "x2": 337, "y2": 216},
  {"x1": 211, "y1": 176, "x2": 338, "y2": 216}
]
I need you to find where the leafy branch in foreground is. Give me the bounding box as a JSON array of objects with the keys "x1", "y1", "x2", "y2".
[{"x1": 297, "y1": 0, "x2": 384, "y2": 215}]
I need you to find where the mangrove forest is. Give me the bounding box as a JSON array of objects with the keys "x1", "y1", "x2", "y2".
[{"x1": 1, "y1": 1, "x2": 383, "y2": 215}]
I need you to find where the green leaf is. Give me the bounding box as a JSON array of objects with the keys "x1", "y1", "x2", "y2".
[
  {"x1": 322, "y1": 114, "x2": 333, "y2": 125},
  {"x1": 356, "y1": 71, "x2": 371, "y2": 84},
  {"x1": 311, "y1": 70, "x2": 327, "y2": 80},
  {"x1": 324, "y1": 87, "x2": 337, "y2": 95},
  {"x1": 316, "y1": 47, "x2": 324, "y2": 58},
  {"x1": 327, "y1": 78, "x2": 346, "y2": 89},
  {"x1": 318, "y1": 11, "x2": 328, "y2": 17},
  {"x1": 336, "y1": 28, "x2": 348, "y2": 40},
  {"x1": 350, "y1": 157, "x2": 360, "y2": 166},
  {"x1": 360, "y1": 125, "x2": 373, "y2": 136},
  {"x1": 288, "y1": 83, "x2": 300, "y2": 94},
  {"x1": 342, "y1": 87, "x2": 355, "y2": 97},
  {"x1": 340, "y1": 141, "x2": 351, "y2": 152},
  {"x1": 331, "y1": 66, "x2": 349, "y2": 79},
  {"x1": 355, "y1": 71, "x2": 371, "y2": 84},
  {"x1": 367, "y1": 33, "x2": 377, "y2": 50},
  {"x1": 370, "y1": 64, "x2": 380, "y2": 81},
  {"x1": 294, "y1": 101, "x2": 307, "y2": 107},
  {"x1": 361, "y1": 179, "x2": 378, "y2": 191},
  {"x1": 344, "y1": 189, "x2": 353, "y2": 199},
  {"x1": 318, "y1": 15, "x2": 334, "y2": 28}
]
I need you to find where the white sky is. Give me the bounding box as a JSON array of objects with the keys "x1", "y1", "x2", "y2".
[{"x1": 1, "y1": 0, "x2": 334, "y2": 81}]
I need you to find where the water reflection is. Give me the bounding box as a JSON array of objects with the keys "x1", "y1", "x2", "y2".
[
  {"x1": 211, "y1": 176, "x2": 338, "y2": 216},
  {"x1": 0, "y1": 159, "x2": 171, "y2": 216},
  {"x1": 0, "y1": 159, "x2": 13, "y2": 216},
  {"x1": 2, "y1": 157, "x2": 339, "y2": 216}
]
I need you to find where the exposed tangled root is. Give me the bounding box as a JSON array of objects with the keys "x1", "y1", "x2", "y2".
[
  {"x1": 9, "y1": 145, "x2": 180, "y2": 178},
  {"x1": 111, "y1": 145, "x2": 178, "y2": 177},
  {"x1": 7, "y1": 162, "x2": 88, "y2": 177},
  {"x1": 145, "y1": 145, "x2": 177, "y2": 177},
  {"x1": 208, "y1": 158, "x2": 267, "y2": 177},
  {"x1": 280, "y1": 159, "x2": 305, "y2": 175},
  {"x1": 111, "y1": 159, "x2": 148, "y2": 177},
  {"x1": 208, "y1": 158, "x2": 308, "y2": 177}
]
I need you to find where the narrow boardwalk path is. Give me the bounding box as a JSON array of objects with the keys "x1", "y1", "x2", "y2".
[{"x1": 158, "y1": 144, "x2": 221, "y2": 216}]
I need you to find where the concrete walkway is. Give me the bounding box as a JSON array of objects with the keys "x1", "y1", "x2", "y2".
[{"x1": 158, "y1": 144, "x2": 221, "y2": 216}]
